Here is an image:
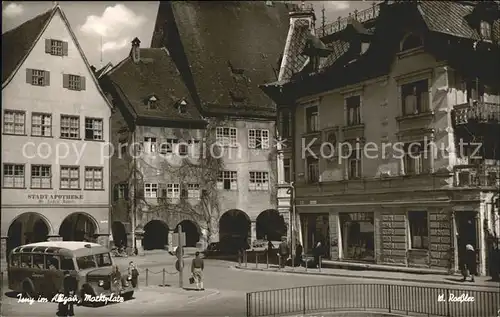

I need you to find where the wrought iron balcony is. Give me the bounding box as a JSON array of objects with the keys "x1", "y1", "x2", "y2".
[
  {"x1": 453, "y1": 100, "x2": 500, "y2": 125},
  {"x1": 454, "y1": 164, "x2": 499, "y2": 188}
]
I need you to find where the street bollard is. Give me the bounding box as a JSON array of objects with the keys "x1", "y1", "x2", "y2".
[
  {"x1": 305, "y1": 259, "x2": 308, "y2": 272},
  {"x1": 145, "y1": 268, "x2": 149, "y2": 286},
  {"x1": 277, "y1": 254, "x2": 281, "y2": 270},
  {"x1": 238, "y1": 252, "x2": 242, "y2": 267},
  {"x1": 255, "y1": 252, "x2": 258, "y2": 268},
  {"x1": 244, "y1": 250, "x2": 248, "y2": 268},
  {"x1": 266, "y1": 251, "x2": 269, "y2": 269},
  {"x1": 162, "y1": 268, "x2": 166, "y2": 286},
  {"x1": 319, "y1": 256, "x2": 322, "y2": 272}
]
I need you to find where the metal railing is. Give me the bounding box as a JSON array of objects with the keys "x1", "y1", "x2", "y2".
[
  {"x1": 246, "y1": 283, "x2": 500, "y2": 317},
  {"x1": 316, "y1": 2, "x2": 381, "y2": 37}
]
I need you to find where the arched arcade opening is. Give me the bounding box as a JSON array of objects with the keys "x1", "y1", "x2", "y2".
[
  {"x1": 256, "y1": 209, "x2": 287, "y2": 241},
  {"x1": 219, "y1": 209, "x2": 251, "y2": 252},
  {"x1": 59, "y1": 213, "x2": 97, "y2": 242},
  {"x1": 112, "y1": 221, "x2": 127, "y2": 248},
  {"x1": 174, "y1": 220, "x2": 200, "y2": 247},
  {"x1": 143, "y1": 220, "x2": 169, "y2": 250},
  {"x1": 7, "y1": 212, "x2": 50, "y2": 259}
]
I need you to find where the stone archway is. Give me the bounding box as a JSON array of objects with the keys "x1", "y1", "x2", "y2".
[
  {"x1": 256, "y1": 209, "x2": 287, "y2": 241},
  {"x1": 143, "y1": 220, "x2": 169, "y2": 250},
  {"x1": 59, "y1": 213, "x2": 98, "y2": 242},
  {"x1": 111, "y1": 221, "x2": 127, "y2": 248},
  {"x1": 219, "y1": 209, "x2": 251, "y2": 253},
  {"x1": 7, "y1": 212, "x2": 51, "y2": 259},
  {"x1": 174, "y1": 220, "x2": 200, "y2": 247}
]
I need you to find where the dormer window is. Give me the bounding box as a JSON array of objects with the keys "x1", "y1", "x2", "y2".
[
  {"x1": 148, "y1": 95, "x2": 158, "y2": 109},
  {"x1": 480, "y1": 21, "x2": 491, "y2": 40},
  {"x1": 178, "y1": 100, "x2": 187, "y2": 114},
  {"x1": 400, "y1": 33, "x2": 423, "y2": 52}
]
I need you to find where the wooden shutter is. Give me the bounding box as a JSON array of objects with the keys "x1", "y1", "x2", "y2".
[
  {"x1": 44, "y1": 71, "x2": 50, "y2": 86},
  {"x1": 25, "y1": 69, "x2": 32, "y2": 84},
  {"x1": 80, "y1": 76, "x2": 86, "y2": 91},
  {"x1": 62, "y1": 74, "x2": 69, "y2": 88},
  {"x1": 62, "y1": 41, "x2": 69, "y2": 56},
  {"x1": 124, "y1": 184, "x2": 129, "y2": 201},
  {"x1": 136, "y1": 185, "x2": 144, "y2": 199},
  {"x1": 113, "y1": 184, "x2": 119, "y2": 201},
  {"x1": 45, "y1": 39, "x2": 51, "y2": 53}
]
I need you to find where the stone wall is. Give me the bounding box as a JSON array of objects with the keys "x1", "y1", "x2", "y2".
[
  {"x1": 429, "y1": 210, "x2": 452, "y2": 269},
  {"x1": 380, "y1": 212, "x2": 407, "y2": 265},
  {"x1": 328, "y1": 212, "x2": 339, "y2": 260}
]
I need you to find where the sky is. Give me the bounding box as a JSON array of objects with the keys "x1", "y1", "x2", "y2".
[{"x1": 2, "y1": 1, "x2": 374, "y2": 69}]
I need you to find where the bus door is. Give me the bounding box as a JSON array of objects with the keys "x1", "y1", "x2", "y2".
[
  {"x1": 45, "y1": 254, "x2": 63, "y2": 296},
  {"x1": 31, "y1": 254, "x2": 46, "y2": 292}
]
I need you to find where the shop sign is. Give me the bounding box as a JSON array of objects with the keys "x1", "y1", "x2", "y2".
[{"x1": 27, "y1": 193, "x2": 84, "y2": 204}]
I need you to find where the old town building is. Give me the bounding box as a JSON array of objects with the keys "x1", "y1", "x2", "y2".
[
  {"x1": 101, "y1": 1, "x2": 293, "y2": 252},
  {"x1": 262, "y1": 1, "x2": 500, "y2": 275},
  {"x1": 1, "y1": 5, "x2": 113, "y2": 259}
]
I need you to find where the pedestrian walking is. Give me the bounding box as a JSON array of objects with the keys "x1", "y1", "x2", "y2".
[
  {"x1": 57, "y1": 271, "x2": 77, "y2": 316},
  {"x1": 278, "y1": 237, "x2": 289, "y2": 268},
  {"x1": 313, "y1": 241, "x2": 323, "y2": 268},
  {"x1": 191, "y1": 251, "x2": 205, "y2": 291},
  {"x1": 295, "y1": 242, "x2": 303, "y2": 266},
  {"x1": 128, "y1": 261, "x2": 139, "y2": 288},
  {"x1": 463, "y1": 244, "x2": 476, "y2": 282}
]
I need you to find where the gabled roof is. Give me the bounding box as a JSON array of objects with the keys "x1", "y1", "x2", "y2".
[
  {"x1": 1, "y1": 5, "x2": 114, "y2": 111},
  {"x1": 95, "y1": 62, "x2": 114, "y2": 79},
  {"x1": 2, "y1": 8, "x2": 53, "y2": 84},
  {"x1": 154, "y1": 1, "x2": 290, "y2": 118},
  {"x1": 105, "y1": 48, "x2": 205, "y2": 123}
]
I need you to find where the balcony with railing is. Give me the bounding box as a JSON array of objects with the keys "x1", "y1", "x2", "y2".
[
  {"x1": 315, "y1": 2, "x2": 381, "y2": 38},
  {"x1": 452, "y1": 100, "x2": 500, "y2": 126},
  {"x1": 454, "y1": 164, "x2": 499, "y2": 188}
]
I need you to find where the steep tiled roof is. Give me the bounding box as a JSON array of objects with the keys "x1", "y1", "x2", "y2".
[
  {"x1": 418, "y1": 1, "x2": 481, "y2": 40},
  {"x1": 107, "y1": 48, "x2": 204, "y2": 122},
  {"x1": 95, "y1": 62, "x2": 113, "y2": 79},
  {"x1": 169, "y1": 1, "x2": 290, "y2": 116},
  {"x1": 2, "y1": 8, "x2": 53, "y2": 84}
]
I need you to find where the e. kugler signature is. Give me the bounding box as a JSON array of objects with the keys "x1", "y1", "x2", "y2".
[{"x1": 437, "y1": 293, "x2": 475, "y2": 303}]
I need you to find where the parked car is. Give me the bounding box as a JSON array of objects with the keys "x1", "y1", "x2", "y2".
[{"x1": 202, "y1": 242, "x2": 221, "y2": 257}]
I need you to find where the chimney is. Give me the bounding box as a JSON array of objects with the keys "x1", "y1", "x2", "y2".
[
  {"x1": 131, "y1": 37, "x2": 141, "y2": 63},
  {"x1": 265, "y1": 1, "x2": 273, "y2": 6},
  {"x1": 277, "y1": 3, "x2": 316, "y2": 81}
]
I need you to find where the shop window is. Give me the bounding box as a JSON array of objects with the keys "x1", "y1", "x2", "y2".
[
  {"x1": 339, "y1": 212, "x2": 374, "y2": 262},
  {"x1": 408, "y1": 211, "x2": 429, "y2": 249}
]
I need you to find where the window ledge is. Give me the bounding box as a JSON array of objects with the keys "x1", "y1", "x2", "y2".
[
  {"x1": 302, "y1": 131, "x2": 321, "y2": 137},
  {"x1": 396, "y1": 111, "x2": 434, "y2": 122},
  {"x1": 84, "y1": 188, "x2": 105, "y2": 191},
  {"x1": 31, "y1": 135, "x2": 53, "y2": 138},
  {"x1": 342, "y1": 123, "x2": 365, "y2": 131},
  {"x1": 408, "y1": 248, "x2": 429, "y2": 252},
  {"x1": 60, "y1": 137, "x2": 82, "y2": 141},
  {"x1": 3, "y1": 133, "x2": 27, "y2": 136},
  {"x1": 30, "y1": 187, "x2": 53, "y2": 190},
  {"x1": 59, "y1": 188, "x2": 82, "y2": 190},
  {"x1": 397, "y1": 46, "x2": 424, "y2": 59},
  {"x1": 2, "y1": 187, "x2": 27, "y2": 189},
  {"x1": 84, "y1": 139, "x2": 105, "y2": 142}
]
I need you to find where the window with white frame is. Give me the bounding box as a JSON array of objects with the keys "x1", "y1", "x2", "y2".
[
  {"x1": 3, "y1": 110, "x2": 25, "y2": 135},
  {"x1": 167, "y1": 183, "x2": 180, "y2": 198},
  {"x1": 306, "y1": 156, "x2": 319, "y2": 183},
  {"x1": 85, "y1": 118, "x2": 103, "y2": 140},
  {"x1": 189, "y1": 139, "x2": 201, "y2": 157},
  {"x1": 31, "y1": 165, "x2": 51, "y2": 188},
  {"x1": 144, "y1": 183, "x2": 158, "y2": 198},
  {"x1": 401, "y1": 79, "x2": 429, "y2": 115},
  {"x1": 49, "y1": 39, "x2": 64, "y2": 56},
  {"x1": 31, "y1": 113, "x2": 52, "y2": 136},
  {"x1": 117, "y1": 183, "x2": 129, "y2": 200},
  {"x1": 216, "y1": 127, "x2": 237, "y2": 147},
  {"x1": 28, "y1": 69, "x2": 49, "y2": 86},
  {"x1": 60, "y1": 115, "x2": 80, "y2": 139},
  {"x1": 3, "y1": 164, "x2": 24, "y2": 188},
  {"x1": 249, "y1": 171, "x2": 269, "y2": 191},
  {"x1": 347, "y1": 145, "x2": 362, "y2": 179},
  {"x1": 84, "y1": 167, "x2": 103, "y2": 190},
  {"x1": 408, "y1": 211, "x2": 429, "y2": 249},
  {"x1": 346, "y1": 95, "x2": 361, "y2": 126},
  {"x1": 60, "y1": 166, "x2": 79, "y2": 189},
  {"x1": 217, "y1": 171, "x2": 238, "y2": 190},
  {"x1": 160, "y1": 138, "x2": 177, "y2": 154},
  {"x1": 305, "y1": 106, "x2": 319, "y2": 133},
  {"x1": 187, "y1": 183, "x2": 200, "y2": 199},
  {"x1": 404, "y1": 142, "x2": 430, "y2": 175},
  {"x1": 178, "y1": 143, "x2": 188, "y2": 156},
  {"x1": 143, "y1": 137, "x2": 157, "y2": 153},
  {"x1": 248, "y1": 129, "x2": 270, "y2": 149}
]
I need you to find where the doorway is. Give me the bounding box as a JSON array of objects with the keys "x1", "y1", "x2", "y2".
[{"x1": 456, "y1": 211, "x2": 478, "y2": 271}]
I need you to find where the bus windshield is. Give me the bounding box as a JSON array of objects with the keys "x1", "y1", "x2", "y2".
[{"x1": 76, "y1": 253, "x2": 112, "y2": 270}]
